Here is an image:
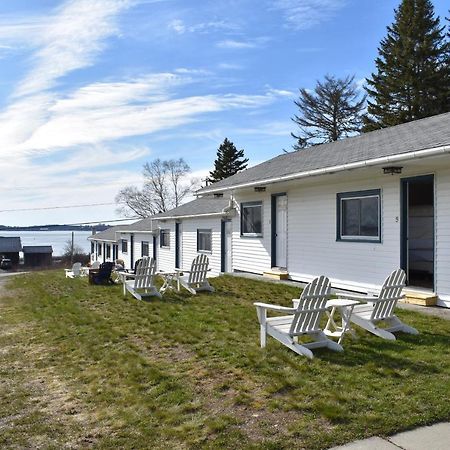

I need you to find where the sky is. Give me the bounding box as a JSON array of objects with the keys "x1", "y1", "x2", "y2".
[{"x1": 0, "y1": 0, "x2": 448, "y2": 226}]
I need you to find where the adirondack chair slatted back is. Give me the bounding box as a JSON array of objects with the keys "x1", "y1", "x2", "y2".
[
  {"x1": 188, "y1": 254, "x2": 209, "y2": 285},
  {"x1": 372, "y1": 269, "x2": 406, "y2": 320},
  {"x1": 290, "y1": 276, "x2": 331, "y2": 335},
  {"x1": 91, "y1": 261, "x2": 101, "y2": 269},
  {"x1": 134, "y1": 257, "x2": 157, "y2": 290},
  {"x1": 72, "y1": 262, "x2": 82, "y2": 276}
]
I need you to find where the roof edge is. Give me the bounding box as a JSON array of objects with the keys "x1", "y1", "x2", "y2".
[{"x1": 198, "y1": 144, "x2": 450, "y2": 194}]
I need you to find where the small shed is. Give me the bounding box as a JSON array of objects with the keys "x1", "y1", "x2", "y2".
[
  {"x1": 0, "y1": 236, "x2": 22, "y2": 266},
  {"x1": 23, "y1": 245, "x2": 53, "y2": 267}
]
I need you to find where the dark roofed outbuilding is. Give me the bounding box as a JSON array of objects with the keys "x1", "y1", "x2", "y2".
[
  {"x1": 23, "y1": 245, "x2": 53, "y2": 267},
  {"x1": 0, "y1": 236, "x2": 22, "y2": 267}
]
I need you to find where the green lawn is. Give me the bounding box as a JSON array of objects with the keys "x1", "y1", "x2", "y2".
[{"x1": 0, "y1": 271, "x2": 449, "y2": 449}]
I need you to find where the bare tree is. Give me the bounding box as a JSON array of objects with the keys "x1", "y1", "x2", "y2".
[
  {"x1": 116, "y1": 158, "x2": 198, "y2": 218},
  {"x1": 291, "y1": 75, "x2": 366, "y2": 150}
]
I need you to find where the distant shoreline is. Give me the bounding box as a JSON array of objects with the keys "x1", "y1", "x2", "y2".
[{"x1": 0, "y1": 225, "x2": 109, "y2": 232}]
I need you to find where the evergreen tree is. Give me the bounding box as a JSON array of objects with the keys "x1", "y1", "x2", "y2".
[
  {"x1": 208, "y1": 138, "x2": 248, "y2": 183},
  {"x1": 364, "y1": 0, "x2": 449, "y2": 132},
  {"x1": 291, "y1": 75, "x2": 366, "y2": 150}
]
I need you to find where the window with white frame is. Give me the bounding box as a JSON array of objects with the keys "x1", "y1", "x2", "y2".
[
  {"x1": 241, "y1": 201, "x2": 263, "y2": 236},
  {"x1": 160, "y1": 229, "x2": 170, "y2": 248},
  {"x1": 121, "y1": 239, "x2": 128, "y2": 253},
  {"x1": 337, "y1": 189, "x2": 381, "y2": 242},
  {"x1": 141, "y1": 241, "x2": 149, "y2": 256},
  {"x1": 197, "y1": 229, "x2": 212, "y2": 252}
]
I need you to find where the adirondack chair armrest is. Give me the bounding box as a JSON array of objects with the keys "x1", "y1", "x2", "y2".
[
  {"x1": 253, "y1": 302, "x2": 296, "y2": 313},
  {"x1": 336, "y1": 292, "x2": 379, "y2": 302}
]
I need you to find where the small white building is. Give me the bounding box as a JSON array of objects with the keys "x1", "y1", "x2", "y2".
[
  {"x1": 197, "y1": 112, "x2": 450, "y2": 308},
  {"x1": 88, "y1": 197, "x2": 234, "y2": 275},
  {"x1": 151, "y1": 196, "x2": 234, "y2": 275}
]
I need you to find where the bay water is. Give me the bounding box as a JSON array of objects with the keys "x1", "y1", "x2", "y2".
[{"x1": 0, "y1": 230, "x2": 92, "y2": 256}]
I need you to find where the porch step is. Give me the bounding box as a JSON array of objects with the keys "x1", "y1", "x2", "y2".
[
  {"x1": 263, "y1": 268, "x2": 289, "y2": 280},
  {"x1": 402, "y1": 289, "x2": 438, "y2": 306}
]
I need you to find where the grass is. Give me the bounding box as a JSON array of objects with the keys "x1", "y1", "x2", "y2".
[{"x1": 0, "y1": 271, "x2": 449, "y2": 449}]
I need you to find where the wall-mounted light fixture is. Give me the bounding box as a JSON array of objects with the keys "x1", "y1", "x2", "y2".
[
  {"x1": 383, "y1": 166, "x2": 403, "y2": 175},
  {"x1": 254, "y1": 186, "x2": 266, "y2": 192}
]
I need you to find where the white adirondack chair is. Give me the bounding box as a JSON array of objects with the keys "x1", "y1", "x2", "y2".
[
  {"x1": 338, "y1": 269, "x2": 419, "y2": 340},
  {"x1": 91, "y1": 261, "x2": 101, "y2": 269},
  {"x1": 254, "y1": 276, "x2": 343, "y2": 359},
  {"x1": 122, "y1": 257, "x2": 161, "y2": 300},
  {"x1": 176, "y1": 254, "x2": 215, "y2": 295},
  {"x1": 65, "y1": 262, "x2": 82, "y2": 278}
]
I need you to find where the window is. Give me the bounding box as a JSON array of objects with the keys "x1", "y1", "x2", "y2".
[
  {"x1": 337, "y1": 189, "x2": 381, "y2": 242},
  {"x1": 197, "y1": 229, "x2": 212, "y2": 252},
  {"x1": 106, "y1": 245, "x2": 111, "y2": 258},
  {"x1": 160, "y1": 229, "x2": 170, "y2": 248},
  {"x1": 91, "y1": 242, "x2": 94, "y2": 253},
  {"x1": 241, "y1": 202, "x2": 263, "y2": 236},
  {"x1": 141, "y1": 241, "x2": 149, "y2": 257},
  {"x1": 98, "y1": 243, "x2": 102, "y2": 256},
  {"x1": 121, "y1": 239, "x2": 128, "y2": 253}
]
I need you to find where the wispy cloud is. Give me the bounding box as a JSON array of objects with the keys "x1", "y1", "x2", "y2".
[
  {"x1": 168, "y1": 18, "x2": 238, "y2": 35},
  {"x1": 14, "y1": 0, "x2": 134, "y2": 97},
  {"x1": 216, "y1": 37, "x2": 270, "y2": 49},
  {"x1": 269, "y1": 0, "x2": 346, "y2": 30}
]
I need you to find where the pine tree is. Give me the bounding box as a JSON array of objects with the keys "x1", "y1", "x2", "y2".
[
  {"x1": 291, "y1": 75, "x2": 366, "y2": 150},
  {"x1": 208, "y1": 138, "x2": 249, "y2": 183},
  {"x1": 364, "y1": 0, "x2": 449, "y2": 132}
]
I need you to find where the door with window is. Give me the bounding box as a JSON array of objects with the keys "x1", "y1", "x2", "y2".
[{"x1": 271, "y1": 194, "x2": 287, "y2": 269}]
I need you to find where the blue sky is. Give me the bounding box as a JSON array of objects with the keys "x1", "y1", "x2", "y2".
[{"x1": 0, "y1": 0, "x2": 448, "y2": 226}]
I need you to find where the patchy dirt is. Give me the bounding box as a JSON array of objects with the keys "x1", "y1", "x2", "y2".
[{"x1": 128, "y1": 333, "x2": 300, "y2": 444}]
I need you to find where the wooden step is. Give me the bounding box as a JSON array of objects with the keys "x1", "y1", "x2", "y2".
[
  {"x1": 263, "y1": 268, "x2": 289, "y2": 280},
  {"x1": 402, "y1": 289, "x2": 437, "y2": 306}
]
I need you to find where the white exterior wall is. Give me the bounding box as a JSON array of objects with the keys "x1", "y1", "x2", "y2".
[
  {"x1": 117, "y1": 232, "x2": 132, "y2": 269},
  {"x1": 156, "y1": 222, "x2": 175, "y2": 272},
  {"x1": 287, "y1": 175, "x2": 399, "y2": 292},
  {"x1": 435, "y1": 169, "x2": 450, "y2": 307},
  {"x1": 180, "y1": 217, "x2": 222, "y2": 275},
  {"x1": 231, "y1": 164, "x2": 450, "y2": 307},
  {"x1": 133, "y1": 233, "x2": 154, "y2": 262},
  {"x1": 231, "y1": 192, "x2": 271, "y2": 274}
]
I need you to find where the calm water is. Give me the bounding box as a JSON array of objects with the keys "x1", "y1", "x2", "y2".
[{"x1": 0, "y1": 230, "x2": 92, "y2": 256}]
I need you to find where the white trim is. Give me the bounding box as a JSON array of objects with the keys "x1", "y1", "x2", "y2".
[
  {"x1": 198, "y1": 144, "x2": 450, "y2": 194},
  {"x1": 155, "y1": 211, "x2": 226, "y2": 220}
]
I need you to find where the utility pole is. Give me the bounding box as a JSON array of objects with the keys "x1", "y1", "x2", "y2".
[{"x1": 71, "y1": 231, "x2": 74, "y2": 264}]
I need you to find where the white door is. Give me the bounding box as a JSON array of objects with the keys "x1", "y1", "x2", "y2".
[
  {"x1": 224, "y1": 220, "x2": 232, "y2": 272},
  {"x1": 276, "y1": 195, "x2": 287, "y2": 268}
]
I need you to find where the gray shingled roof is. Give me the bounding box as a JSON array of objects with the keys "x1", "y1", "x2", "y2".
[
  {"x1": 22, "y1": 246, "x2": 53, "y2": 254},
  {"x1": 198, "y1": 112, "x2": 450, "y2": 193},
  {"x1": 125, "y1": 217, "x2": 155, "y2": 232},
  {"x1": 0, "y1": 236, "x2": 22, "y2": 252},
  {"x1": 153, "y1": 197, "x2": 230, "y2": 219},
  {"x1": 88, "y1": 225, "x2": 123, "y2": 242}
]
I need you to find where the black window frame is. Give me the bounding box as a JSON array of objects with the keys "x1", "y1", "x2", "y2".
[
  {"x1": 106, "y1": 244, "x2": 111, "y2": 259},
  {"x1": 141, "y1": 241, "x2": 149, "y2": 257},
  {"x1": 98, "y1": 243, "x2": 102, "y2": 256},
  {"x1": 241, "y1": 201, "x2": 263, "y2": 237},
  {"x1": 160, "y1": 229, "x2": 170, "y2": 248},
  {"x1": 197, "y1": 229, "x2": 212, "y2": 253},
  {"x1": 336, "y1": 189, "x2": 382, "y2": 243},
  {"x1": 121, "y1": 239, "x2": 128, "y2": 253}
]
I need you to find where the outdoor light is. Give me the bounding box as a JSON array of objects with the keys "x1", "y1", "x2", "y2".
[
  {"x1": 254, "y1": 186, "x2": 266, "y2": 192},
  {"x1": 383, "y1": 166, "x2": 403, "y2": 175}
]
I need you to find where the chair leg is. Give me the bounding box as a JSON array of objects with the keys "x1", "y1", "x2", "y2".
[
  {"x1": 351, "y1": 316, "x2": 397, "y2": 340},
  {"x1": 260, "y1": 325, "x2": 267, "y2": 348}
]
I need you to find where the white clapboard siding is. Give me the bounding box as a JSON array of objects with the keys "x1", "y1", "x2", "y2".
[
  {"x1": 180, "y1": 217, "x2": 222, "y2": 275},
  {"x1": 231, "y1": 192, "x2": 271, "y2": 274},
  {"x1": 133, "y1": 234, "x2": 154, "y2": 261},
  {"x1": 117, "y1": 232, "x2": 132, "y2": 270},
  {"x1": 157, "y1": 223, "x2": 175, "y2": 272},
  {"x1": 287, "y1": 175, "x2": 400, "y2": 290},
  {"x1": 435, "y1": 168, "x2": 450, "y2": 307}
]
